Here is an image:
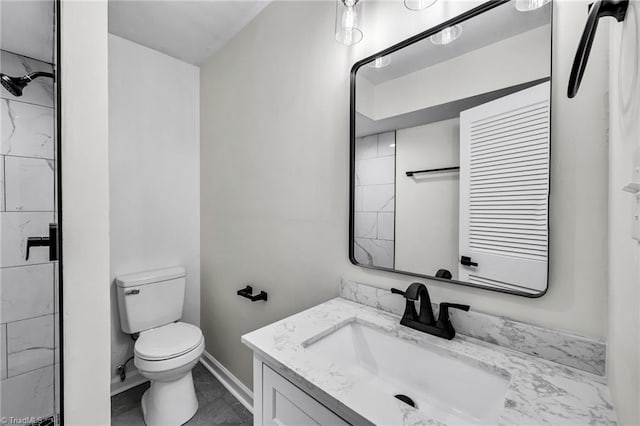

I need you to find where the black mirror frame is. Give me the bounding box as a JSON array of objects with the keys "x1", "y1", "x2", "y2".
[{"x1": 348, "y1": 0, "x2": 551, "y2": 298}]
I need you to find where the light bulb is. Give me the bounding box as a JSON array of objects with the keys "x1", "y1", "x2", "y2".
[
  {"x1": 368, "y1": 56, "x2": 391, "y2": 69},
  {"x1": 515, "y1": 0, "x2": 550, "y2": 11},
  {"x1": 335, "y1": 0, "x2": 363, "y2": 46},
  {"x1": 404, "y1": 0, "x2": 437, "y2": 11},
  {"x1": 430, "y1": 25, "x2": 462, "y2": 45},
  {"x1": 343, "y1": 7, "x2": 356, "y2": 28}
]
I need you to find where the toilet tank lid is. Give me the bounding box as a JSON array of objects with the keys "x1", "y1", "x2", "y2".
[{"x1": 116, "y1": 267, "x2": 186, "y2": 288}]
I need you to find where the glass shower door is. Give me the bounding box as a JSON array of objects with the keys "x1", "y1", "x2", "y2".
[{"x1": 0, "y1": 0, "x2": 61, "y2": 424}]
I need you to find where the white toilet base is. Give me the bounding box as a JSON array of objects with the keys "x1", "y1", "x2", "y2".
[{"x1": 141, "y1": 371, "x2": 198, "y2": 426}]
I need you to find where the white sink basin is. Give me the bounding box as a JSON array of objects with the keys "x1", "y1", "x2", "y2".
[{"x1": 305, "y1": 320, "x2": 509, "y2": 425}]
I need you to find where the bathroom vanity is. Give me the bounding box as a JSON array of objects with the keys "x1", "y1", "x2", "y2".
[
  {"x1": 242, "y1": 283, "x2": 616, "y2": 425},
  {"x1": 242, "y1": 1, "x2": 617, "y2": 424}
]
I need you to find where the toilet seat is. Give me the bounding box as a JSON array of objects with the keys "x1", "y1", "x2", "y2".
[
  {"x1": 135, "y1": 322, "x2": 203, "y2": 361},
  {"x1": 134, "y1": 322, "x2": 204, "y2": 375},
  {"x1": 135, "y1": 339, "x2": 204, "y2": 375}
]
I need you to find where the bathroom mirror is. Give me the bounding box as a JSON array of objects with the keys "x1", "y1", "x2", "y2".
[{"x1": 350, "y1": 0, "x2": 552, "y2": 296}]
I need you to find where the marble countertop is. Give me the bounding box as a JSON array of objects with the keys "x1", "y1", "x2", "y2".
[{"x1": 242, "y1": 297, "x2": 616, "y2": 426}]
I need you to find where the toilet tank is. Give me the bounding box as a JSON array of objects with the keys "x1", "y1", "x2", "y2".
[{"x1": 115, "y1": 267, "x2": 186, "y2": 334}]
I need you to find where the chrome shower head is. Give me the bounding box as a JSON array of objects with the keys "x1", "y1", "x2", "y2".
[{"x1": 0, "y1": 72, "x2": 54, "y2": 97}]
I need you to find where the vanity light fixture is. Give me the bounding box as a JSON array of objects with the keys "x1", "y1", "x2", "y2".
[
  {"x1": 430, "y1": 25, "x2": 462, "y2": 45},
  {"x1": 335, "y1": 0, "x2": 363, "y2": 46},
  {"x1": 404, "y1": 0, "x2": 437, "y2": 11},
  {"x1": 368, "y1": 56, "x2": 391, "y2": 68},
  {"x1": 515, "y1": 0, "x2": 551, "y2": 12}
]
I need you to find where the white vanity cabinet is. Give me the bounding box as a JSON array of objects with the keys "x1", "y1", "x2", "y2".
[{"x1": 253, "y1": 356, "x2": 350, "y2": 426}]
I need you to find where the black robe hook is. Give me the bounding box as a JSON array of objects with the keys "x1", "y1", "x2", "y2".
[{"x1": 568, "y1": 0, "x2": 629, "y2": 98}]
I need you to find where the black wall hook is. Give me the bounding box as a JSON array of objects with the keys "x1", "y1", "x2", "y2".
[{"x1": 568, "y1": 0, "x2": 629, "y2": 98}]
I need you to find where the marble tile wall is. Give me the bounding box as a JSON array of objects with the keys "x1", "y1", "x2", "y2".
[
  {"x1": 0, "y1": 49, "x2": 57, "y2": 421},
  {"x1": 354, "y1": 132, "x2": 395, "y2": 269}
]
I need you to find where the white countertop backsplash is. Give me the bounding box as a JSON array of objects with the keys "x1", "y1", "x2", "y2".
[
  {"x1": 340, "y1": 279, "x2": 606, "y2": 376},
  {"x1": 243, "y1": 292, "x2": 616, "y2": 425}
]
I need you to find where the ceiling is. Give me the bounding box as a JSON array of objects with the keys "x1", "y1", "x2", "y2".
[
  {"x1": 0, "y1": 0, "x2": 269, "y2": 66},
  {"x1": 357, "y1": 1, "x2": 551, "y2": 85},
  {"x1": 355, "y1": 78, "x2": 548, "y2": 138},
  {"x1": 0, "y1": 0, "x2": 55, "y2": 64},
  {"x1": 108, "y1": 0, "x2": 270, "y2": 65}
]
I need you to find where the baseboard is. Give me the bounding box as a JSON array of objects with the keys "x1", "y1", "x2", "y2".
[
  {"x1": 200, "y1": 351, "x2": 253, "y2": 413},
  {"x1": 109, "y1": 351, "x2": 254, "y2": 413},
  {"x1": 110, "y1": 368, "x2": 148, "y2": 396}
]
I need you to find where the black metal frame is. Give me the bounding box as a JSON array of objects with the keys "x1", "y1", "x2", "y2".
[
  {"x1": 349, "y1": 0, "x2": 552, "y2": 298},
  {"x1": 55, "y1": 0, "x2": 64, "y2": 422}
]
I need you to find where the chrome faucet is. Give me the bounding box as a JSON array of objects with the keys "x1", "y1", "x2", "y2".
[{"x1": 391, "y1": 283, "x2": 470, "y2": 340}]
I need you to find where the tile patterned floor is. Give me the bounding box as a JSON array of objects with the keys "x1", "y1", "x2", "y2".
[{"x1": 111, "y1": 362, "x2": 252, "y2": 426}]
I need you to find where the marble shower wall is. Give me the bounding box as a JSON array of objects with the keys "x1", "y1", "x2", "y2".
[
  {"x1": 354, "y1": 132, "x2": 395, "y2": 269},
  {"x1": 0, "y1": 49, "x2": 58, "y2": 420}
]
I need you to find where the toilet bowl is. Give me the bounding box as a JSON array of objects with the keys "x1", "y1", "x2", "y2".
[
  {"x1": 116, "y1": 267, "x2": 204, "y2": 425},
  {"x1": 135, "y1": 322, "x2": 205, "y2": 426}
]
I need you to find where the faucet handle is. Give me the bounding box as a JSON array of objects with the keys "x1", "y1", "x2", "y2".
[
  {"x1": 441, "y1": 302, "x2": 470, "y2": 311},
  {"x1": 391, "y1": 287, "x2": 419, "y2": 323},
  {"x1": 438, "y1": 302, "x2": 470, "y2": 316},
  {"x1": 436, "y1": 303, "x2": 470, "y2": 329}
]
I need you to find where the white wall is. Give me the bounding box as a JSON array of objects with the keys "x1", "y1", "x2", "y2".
[
  {"x1": 108, "y1": 35, "x2": 200, "y2": 392},
  {"x1": 200, "y1": 0, "x2": 610, "y2": 389},
  {"x1": 371, "y1": 26, "x2": 550, "y2": 120},
  {"x1": 395, "y1": 119, "x2": 460, "y2": 277},
  {"x1": 607, "y1": 1, "x2": 640, "y2": 423},
  {"x1": 61, "y1": 1, "x2": 111, "y2": 423}
]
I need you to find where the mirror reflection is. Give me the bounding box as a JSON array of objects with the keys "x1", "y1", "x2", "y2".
[{"x1": 351, "y1": 1, "x2": 552, "y2": 295}]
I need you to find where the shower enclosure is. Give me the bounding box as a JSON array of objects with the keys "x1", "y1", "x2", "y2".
[{"x1": 0, "y1": 0, "x2": 62, "y2": 424}]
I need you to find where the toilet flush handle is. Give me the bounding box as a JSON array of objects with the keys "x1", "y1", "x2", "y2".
[{"x1": 125, "y1": 289, "x2": 140, "y2": 295}]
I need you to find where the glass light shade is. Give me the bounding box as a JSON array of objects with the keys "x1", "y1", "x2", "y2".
[
  {"x1": 335, "y1": 0, "x2": 363, "y2": 46},
  {"x1": 404, "y1": 0, "x2": 437, "y2": 11},
  {"x1": 515, "y1": 0, "x2": 551, "y2": 11},
  {"x1": 430, "y1": 25, "x2": 462, "y2": 45},
  {"x1": 367, "y1": 56, "x2": 391, "y2": 68}
]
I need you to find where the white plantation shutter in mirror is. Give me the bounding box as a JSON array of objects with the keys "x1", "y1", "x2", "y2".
[{"x1": 459, "y1": 82, "x2": 550, "y2": 294}]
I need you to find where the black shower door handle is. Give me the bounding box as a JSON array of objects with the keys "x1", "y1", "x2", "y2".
[
  {"x1": 568, "y1": 0, "x2": 629, "y2": 98},
  {"x1": 25, "y1": 223, "x2": 58, "y2": 261}
]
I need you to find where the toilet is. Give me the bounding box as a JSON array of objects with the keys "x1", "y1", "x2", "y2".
[{"x1": 116, "y1": 267, "x2": 204, "y2": 426}]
